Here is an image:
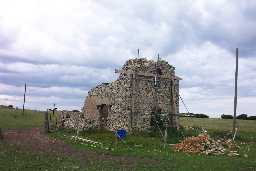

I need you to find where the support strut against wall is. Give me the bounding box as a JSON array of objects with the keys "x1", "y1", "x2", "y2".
[
  {"x1": 131, "y1": 69, "x2": 138, "y2": 130},
  {"x1": 168, "y1": 80, "x2": 173, "y2": 127},
  {"x1": 153, "y1": 58, "x2": 159, "y2": 107},
  {"x1": 171, "y1": 78, "x2": 179, "y2": 129},
  {"x1": 130, "y1": 74, "x2": 134, "y2": 130}
]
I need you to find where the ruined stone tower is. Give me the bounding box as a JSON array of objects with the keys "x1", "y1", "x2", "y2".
[{"x1": 82, "y1": 58, "x2": 181, "y2": 132}]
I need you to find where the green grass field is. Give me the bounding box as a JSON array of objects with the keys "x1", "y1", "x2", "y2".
[
  {"x1": 180, "y1": 117, "x2": 256, "y2": 132},
  {"x1": 0, "y1": 107, "x2": 44, "y2": 129},
  {"x1": 0, "y1": 108, "x2": 256, "y2": 170}
]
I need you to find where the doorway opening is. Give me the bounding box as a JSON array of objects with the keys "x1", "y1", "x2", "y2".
[{"x1": 97, "y1": 104, "x2": 109, "y2": 129}]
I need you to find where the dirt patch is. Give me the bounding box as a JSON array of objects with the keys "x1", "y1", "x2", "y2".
[{"x1": 2, "y1": 128, "x2": 157, "y2": 168}]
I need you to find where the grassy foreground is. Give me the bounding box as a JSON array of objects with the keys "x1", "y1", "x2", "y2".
[
  {"x1": 50, "y1": 128, "x2": 256, "y2": 171},
  {"x1": 0, "y1": 108, "x2": 256, "y2": 170},
  {"x1": 0, "y1": 143, "x2": 81, "y2": 171}
]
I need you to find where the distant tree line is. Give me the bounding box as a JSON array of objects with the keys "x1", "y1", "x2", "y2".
[
  {"x1": 180, "y1": 112, "x2": 256, "y2": 120},
  {"x1": 180, "y1": 113, "x2": 209, "y2": 118},
  {"x1": 221, "y1": 114, "x2": 256, "y2": 120},
  {"x1": 0, "y1": 105, "x2": 14, "y2": 109}
]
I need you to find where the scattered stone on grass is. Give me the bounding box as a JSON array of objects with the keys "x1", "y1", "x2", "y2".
[{"x1": 174, "y1": 133, "x2": 240, "y2": 156}]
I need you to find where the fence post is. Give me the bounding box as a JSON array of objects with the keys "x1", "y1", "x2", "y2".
[
  {"x1": 0, "y1": 128, "x2": 3, "y2": 140},
  {"x1": 44, "y1": 111, "x2": 49, "y2": 133}
]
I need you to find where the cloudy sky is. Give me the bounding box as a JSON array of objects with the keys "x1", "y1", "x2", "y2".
[{"x1": 0, "y1": 0, "x2": 255, "y2": 117}]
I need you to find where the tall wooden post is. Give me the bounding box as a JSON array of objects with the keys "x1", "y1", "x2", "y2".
[
  {"x1": 232, "y1": 48, "x2": 239, "y2": 136},
  {"x1": 22, "y1": 83, "x2": 27, "y2": 115}
]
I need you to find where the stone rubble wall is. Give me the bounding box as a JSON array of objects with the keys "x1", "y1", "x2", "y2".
[
  {"x1": 58, "y1": 110, "x2": 97, "y2": 130},
  {"x1": 58, "y1": 111, "x2": 84, "y2": 129},
  {"x1": 62, "y1": 58, "x2": 181, "y2": 132},
  {"x1": 83, "y1": 78, "x2": 132, "y2": 131},
  {"x1": 126, "y1": 58, "x2": 179, "y2": 130}
]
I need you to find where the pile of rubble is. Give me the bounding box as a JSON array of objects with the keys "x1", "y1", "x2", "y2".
[{"x1": 174, "y1": 133, "x2": 239, "y2": 156}]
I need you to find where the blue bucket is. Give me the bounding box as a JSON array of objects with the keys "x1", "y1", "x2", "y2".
[{"x1": 116, "y1": 129, "x2": 127, "y2": 140}]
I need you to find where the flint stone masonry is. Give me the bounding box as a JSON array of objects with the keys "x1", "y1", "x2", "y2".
[{"x1": 81, "y1": 58, "x2": 181, "y2": 132}]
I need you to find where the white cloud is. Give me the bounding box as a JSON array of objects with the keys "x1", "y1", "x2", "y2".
[{"x1": 169, "y1": 42, "x2": 235, "y2": 87}]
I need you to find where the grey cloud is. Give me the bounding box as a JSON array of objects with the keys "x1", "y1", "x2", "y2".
[
  {"x1": 0, "y1": 0, "x2": 255, "y2": 115},
  {"x1": 0, "y1": 62, "x2": 117, "y2": 88}
]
